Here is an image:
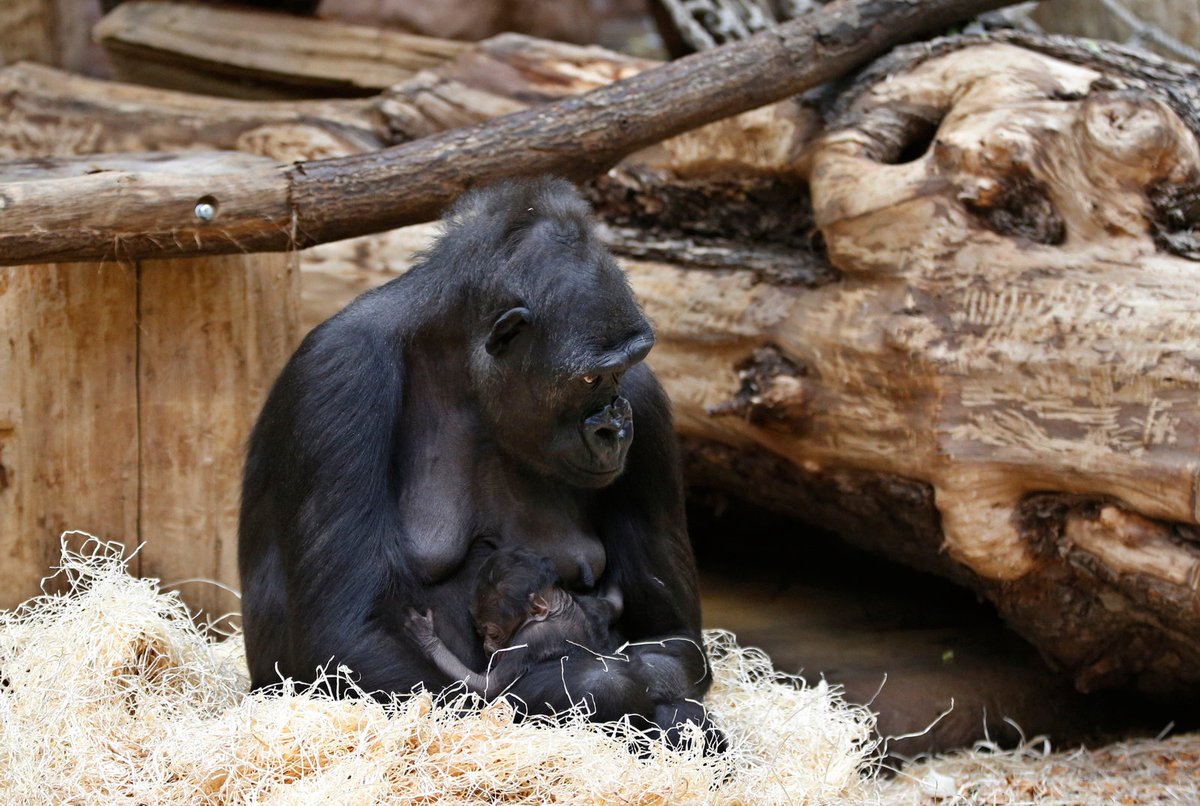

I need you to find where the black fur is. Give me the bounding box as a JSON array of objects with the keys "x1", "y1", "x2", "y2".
[{"x1": 239, "y1": 177, "x2": 712, "y2": 739}]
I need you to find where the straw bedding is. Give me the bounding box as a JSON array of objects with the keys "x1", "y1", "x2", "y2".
[
  {"x1": 877, "y1": 733, "x2": 1200, "y2": 804},
  {"x1": 0, "y1": 537, "x2": 876, "y2": 804},
  {"x1": 4, "y1": 536, "x2": 1198, "y2": 804}
]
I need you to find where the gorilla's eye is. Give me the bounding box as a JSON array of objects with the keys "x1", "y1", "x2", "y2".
[{"x1": 582, "y1": 375, "x2": 599, "y2": 385}]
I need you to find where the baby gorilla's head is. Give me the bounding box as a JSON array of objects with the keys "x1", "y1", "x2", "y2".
[{"x1": 471, "y1": 548, "x2": 560, "y2": 655}]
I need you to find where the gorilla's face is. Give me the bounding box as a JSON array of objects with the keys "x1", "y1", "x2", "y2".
[
  {"x1": 475, "y1": 248, "x2": 653, "y2": 489},
  {"x1": 543, "y1": 360, "x2": 644, "y2": 488}
]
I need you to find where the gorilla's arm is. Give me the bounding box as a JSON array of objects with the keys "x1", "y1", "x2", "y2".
[
  {"x1": 240, "y1": 313, "x2": 440, "y2": 694},
  {"x1": 595, "y1": 365, "x2": 711, "y2": 707},
  {"x1": 403, "y1": 609, "x2": 494, "y2": 694}
]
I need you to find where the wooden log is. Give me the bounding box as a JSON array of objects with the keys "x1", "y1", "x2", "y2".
[
  {"x1": 0, "y1": 34, "x2": 654, "y2": 161},
  {"x1": 0, "y1": 62, "x2": 388, "y2": 161},
  {"x1": 95, "y1": 0, "x2": 469, "y2": 99},
  {"x1": 0, "y1": 151, "x2": 294, "y2": 265},
  {"x1": 0, "y1": 0, "x2": 1018, "y2": 265},
  {"x1": 659, "y1": 37, "x2": 1200, "y2": 694},
  {"x1": 0, "y1": 35, "x2": 654, "y2": 160}
]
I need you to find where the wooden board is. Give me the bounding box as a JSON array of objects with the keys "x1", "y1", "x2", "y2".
[
  {"x1": 0, "y1": 252, "x2": 296, "y2": 617},
  {"x1": 137, "y1": 252, "x2": 298, "y2": 623},
  {"x1": 0, "y1": 263, "x2": 139, "y2": 607}
]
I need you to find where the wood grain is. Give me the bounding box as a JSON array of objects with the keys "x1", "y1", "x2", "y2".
[
  {"x1": 96, "y1": 0, "x2": 468, "y2": 99},
  {"x1": 0, "y1": 151, "x2": 293, "y2": 265},
  {"x1": 0, "y1": 62, "x2": 387, "y2": 161},
  {"x1": 0, "y1": 262, "x2": 139, "y2": 608},
  {"x1": 0, "y1": 0, "x2": 1018, "y2": 265},
  {"x1": 137, "y1": 252, "x2": 298, "y2": 623}
]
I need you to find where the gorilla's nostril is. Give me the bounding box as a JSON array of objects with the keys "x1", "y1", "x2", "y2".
[{"x1": 593, "y1": 422, "x2": 621, "y2": 442}]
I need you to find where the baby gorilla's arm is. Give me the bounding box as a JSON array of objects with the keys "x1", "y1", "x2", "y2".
[{"x1": 403, "y1": 609, "x2": 490, "y2": 694}]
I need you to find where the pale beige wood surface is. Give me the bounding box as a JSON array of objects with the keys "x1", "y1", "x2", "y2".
[
  {"x1": 0, "y1": 263, "x2": 139, "y2": 608},
  {"x1": 0, "y1": 0, "x2": 56, "y2": 68},
  {"x1": 95, "y1": 0, "x2": 469, "y2": 99},
  {"x1": 136, "y1": 253, "x2": 298, "y2": 623}
]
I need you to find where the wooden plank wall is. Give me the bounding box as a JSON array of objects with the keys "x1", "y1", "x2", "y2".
[
  {"x1": 0, "y1": 255, "x2": 297, "y2": 617},
  {"x1": 138, "y1": 254, "x2": 297, "y2": 622},
  {"x1": 0, "y1": 264, "x2": 139, "y2": 600}
]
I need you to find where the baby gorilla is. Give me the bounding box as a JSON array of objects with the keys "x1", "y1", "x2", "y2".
[
  {"x1": 404, "y1": 547, "x2": 630, "y2": 712},
  {"x1": 407, "y1": 547, "x2": 725, "y2": 751}
]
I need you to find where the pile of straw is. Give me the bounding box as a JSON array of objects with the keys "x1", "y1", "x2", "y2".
[
  {"x1": 876, "y1": 733, "x2": 1200, "y2": 804},
  {"x1": 6, "y1": 537, "x2": 1197, "y2": 804},
  {"x1": 0, "y1": 538, "x2": 877, "y2": 804}
]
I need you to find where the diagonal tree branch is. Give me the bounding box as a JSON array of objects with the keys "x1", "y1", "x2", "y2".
[{"x1": 0, "y1": 0, "x2": 1019, "y2": 266}]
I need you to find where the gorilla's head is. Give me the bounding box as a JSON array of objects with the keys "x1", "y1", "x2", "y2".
[{"x1": 447, "y1": 178, "x2": 654, "y2": 488}]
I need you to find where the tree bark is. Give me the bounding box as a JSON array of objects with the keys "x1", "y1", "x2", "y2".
[
  {"x1": 0, "y1": 0, "x2": 1017, "y2": 265},
  {"x1": 651, "y1": 34, "x2": 1200, "y2": 695}
]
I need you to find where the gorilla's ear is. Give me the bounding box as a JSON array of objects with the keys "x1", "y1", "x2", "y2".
[
  {"x1": 528, "y1": 592, "x2": 551, "y2": 622},
  {"x1": 485, "y1": 307, "x2": 530, "y2": 356}
]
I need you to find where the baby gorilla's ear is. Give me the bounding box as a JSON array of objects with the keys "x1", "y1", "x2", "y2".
[{"x1": 528, "y1": 592, "x2": 551, "y2": 621}]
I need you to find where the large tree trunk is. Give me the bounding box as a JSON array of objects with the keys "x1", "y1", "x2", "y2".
[{"x1": 640, "y1": 33, "x2": 1200, "y2": 696}]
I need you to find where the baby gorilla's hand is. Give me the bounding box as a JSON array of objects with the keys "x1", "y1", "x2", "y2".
[{"x1": 403, "y1": 608, "x2": 440, "y2": 654}]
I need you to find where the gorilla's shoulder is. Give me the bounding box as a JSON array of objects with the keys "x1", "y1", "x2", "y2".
[{"x1": 296, "y1": 284, "x2": 410, "y2": 358}]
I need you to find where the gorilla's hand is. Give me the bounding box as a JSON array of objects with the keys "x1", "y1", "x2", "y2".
[{"x1": 403, "y1": 608, "x2": 440, "y2": 655}]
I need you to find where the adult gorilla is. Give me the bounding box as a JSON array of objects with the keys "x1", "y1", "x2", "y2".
[{"x1": 239, "y1": 177, "x2": 711, "y2": 738}]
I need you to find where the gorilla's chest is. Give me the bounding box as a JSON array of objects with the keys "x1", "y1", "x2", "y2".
[
  {"x1": 485, "y1": 498, "x2": 607, "y2": 590},
  {"x1": 396, "y1": 413, "x2": 605, "y2": 588}
]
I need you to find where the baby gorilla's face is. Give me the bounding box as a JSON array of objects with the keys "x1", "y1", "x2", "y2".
[
  {"x1": 478, "y1": 618, "x2": 518, "y2": 655},
  {"x1": 475, "y1": 587, "x2": 555, "y2": 655}
]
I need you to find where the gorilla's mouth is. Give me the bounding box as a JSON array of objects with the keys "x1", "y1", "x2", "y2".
[
  {"x1": 566, "y1": 460, "x2": 622, "y2": 478},
  {"x1": 562, "y1": 457, "x2": 625, "y2": 487}
]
